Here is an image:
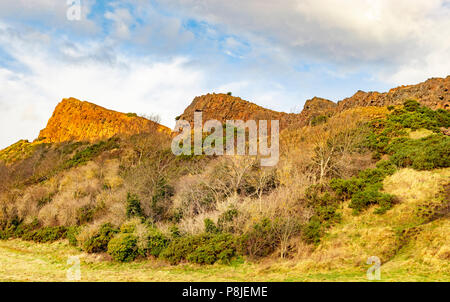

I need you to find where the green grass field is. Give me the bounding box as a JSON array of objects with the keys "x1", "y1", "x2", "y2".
[{"x1": 0, "y1": 238, "x2": 448, "y2": 282}]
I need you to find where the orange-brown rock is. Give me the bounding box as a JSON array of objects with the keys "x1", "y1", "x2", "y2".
[
  {"x1": 176, "y1": 93, "x2": 299, "y2": 129},
  {"x1": 38, "y1": 98, "x2": 170, "y2": 143},
  {"x1": 176, "y1": 76, "x2": 449, "y2": 131},
  {"x1": 337, "y1": 76, "x2": 450, "y2": 110}
]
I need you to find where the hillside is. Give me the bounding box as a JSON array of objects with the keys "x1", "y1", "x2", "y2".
[
  {"x1": 0, "y1": 77, "x2": 449, "y2": 281},
  {"x1": 38, "y1": 97, "x2": 171, "y2": 143}
]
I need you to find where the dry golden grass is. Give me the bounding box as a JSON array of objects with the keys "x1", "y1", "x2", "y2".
[
  {"x1": 297, "y1": 168, "x2": 450, "y2": 275},
  {"x1": 0, "y1": 237, "x2": 448, "y2": 282},
  {"x1": 408, "y1": 128, "x2": 434, "y2": 139}
]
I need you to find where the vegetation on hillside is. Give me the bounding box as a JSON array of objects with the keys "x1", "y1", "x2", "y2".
[{"x1": 0, "y1": 100, "x2": 448, "y2": 272}]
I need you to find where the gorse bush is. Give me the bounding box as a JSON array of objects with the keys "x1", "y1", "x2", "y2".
[
  {"x1": 107, "y1": 233, "x2": 139, "y2": 262},
  {"x1": 82, "y1": 223, "x2": 119, "y2": 253},
  {"x1": 146, "y1": 228, "x2": 169, "y2": 257},
  {"x1": 126, "y1": 193, "x2": 144, "y2": 219},
  {"x1": 237, "y1": 218, "x2": 277, "y2": 259},
  {"x1": 22, "y1": 226, "x2": 68, "y2": 243},
  {"x1": 387, "y1": 135, "x2": 450, "y2": 170},
  {"x1": 62, "y1": 137, "x2": 120, "y2": 170},
  {"x1": 160, "y1": 233, "x2": 236, "y2": 265}
]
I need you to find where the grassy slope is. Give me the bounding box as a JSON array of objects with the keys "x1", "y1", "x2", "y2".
[{"x1": 1, "y1": 168, "x2": 448, "y2": 282}]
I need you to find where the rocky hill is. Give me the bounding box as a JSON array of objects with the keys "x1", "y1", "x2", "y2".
[
  {"x1": 37, "y1": 98, "x2": 171, "y2": 143},
  {"x1": 337, "y1": 76, "x2": 450, "y2": 110},
  {"x1": 177, "y1": 76, "x2": 449, "y2": 130}
]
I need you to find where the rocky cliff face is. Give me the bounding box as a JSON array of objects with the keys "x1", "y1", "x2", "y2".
[
  {"x1": 176, "y1": 76, "x2": 449, "y2": 130},
  {"x1": 337, "y1": 76, "x2": 450, "y2": 110},
  {"x1": 176, "y1": 93, "x2": 299, "y2": 129},
  {"x1": 38, "y1": 98, "x2": 170, "y2": 143}
]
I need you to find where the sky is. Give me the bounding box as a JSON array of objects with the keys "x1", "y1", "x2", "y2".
[{"x1": 0, "y1": 0, "x2": 449, "y2": 149}]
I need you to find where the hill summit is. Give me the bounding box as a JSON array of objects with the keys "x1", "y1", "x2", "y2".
[{"x1": 38, "y1": 98, "x2": 170, "y2": 143}]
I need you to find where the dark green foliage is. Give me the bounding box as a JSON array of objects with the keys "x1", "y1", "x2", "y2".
[
  {"x1": 217, "y1": 207, "x2": 239, "y2": 232},
  {"x1": 161, "y1": 233, "x2": 236, "y2": 265},
  {"x1": 204, "y1": 218, "x2": 219, "y2": 234},
  {"x1": 126, "y1": 193, "x2": 144, "y2": 219},
  {"x1": 66, "y1": 226, "x2": 80, "y2": 246},
  {"x1": 107, "y1": 233, "x2": 139, "y2": 262},
  {"x1": 387, "y1": 135, "x2": 450, "y2": 170},
  {"x1": 146, "y1": 228, "x2": 169, "y2": 257},
  {"x1": 126, "y1": 113, "x2": 138, "y2": 117},
  {"x1": 237, "y1": 218, "x2": 277, "y2": 259},
  {"x1": 62, "y1": 138, "x2": 120, "y2": 169},
  {"x1": 301, "y1": 184, "x2": 342, "y2": 245},
  {"x1": 302, "y1": 216, "x2": 322, "y2": 245},
  {"x1": 170, "y1": 225, "x2": 181, "y2": 238},
  {"x1": 227, "y1": 92, "x2": 232, "y2": 96},
  {"x1": 349, "y1": 185, "x2": 395, "y2": 214},
  {"x1": 151, "y1": 178, "x2": 174, "y2": 221},
  {"x1": 22, "y1": 226, "x2": 68, "y2": 243},
  {"x1": 403, "y1": 100, "x2": 420, "y2": 112},
  {"x1": 310, "y1": 114, "x2": 328, "y2": 126},
  {"x1": 83, "y1": 223, "x2": 119, "y2": 253}
]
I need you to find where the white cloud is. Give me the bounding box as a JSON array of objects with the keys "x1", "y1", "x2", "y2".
[
  {"x1": 0, "y1": 23, "x2": 206, "y2": 149},
  {"x1": 157, "y1": 0, "x2": 450, "y2": 83}
]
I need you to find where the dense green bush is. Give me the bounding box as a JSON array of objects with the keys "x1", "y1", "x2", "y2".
[
  {"x1": 126, "y1": 193, "x2": 144, "y2": 219},
  {"x1": 237, "y1": 218, "x2": 277, "y2": 259},
  {"x1": 66, "y1": 226, "x2": 80, "y2": 246},
  {"x1": 387, "y1": 135, "x2": 450, "y2": 170},
  {"x1": 22, "y1": 226, "x2": 68, "y2": 243},
  {"x1": 217, "y1": 207, "x2": 239, "y2": 233},
  {"x1": 204, "y1": 218, "x2": 219, "y2": 234},
  {"x1": 161, "y1": 233, "x2": 236, "y2": 265},
  {"x1": 107, "y1": 233, "x2": 139, "y2": 262},
  {"x1": 83, "y1": 223, "x2": 119, "y2": 253},
  {"x1": 62, "y1": 138, "x2": 120, "y2": 169},
  {"x1": 349, "y1": 185, "x2": 395, "y2": 214},
  {"x1": 302, "y1": 216, "x2": 322, "y2": 245},
  {"x1": 150, "y1": 177, "x2": 174, "y2": 221},
  {"x1": 146, "y1": 228, "x2": 169, "y2": 257}
]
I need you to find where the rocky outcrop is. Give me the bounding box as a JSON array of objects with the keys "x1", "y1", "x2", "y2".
[
  {"x1": 176, "y1": 76, "x2": 449, "y2": 131},
  {"x1": 175, "y1": 93, "x2": 299, "y2": 129},
  {"x1": 337, "y1": 76, "x2": 450, "y2": 110},
  {"x1": 38, "y1": 98, "x2": 170, "y2": 143}
]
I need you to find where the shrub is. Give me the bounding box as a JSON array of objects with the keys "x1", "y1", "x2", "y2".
[
  {"x1": 66, "y1": 226, "x2": 80, "y2": 246},
  {"x1": 150, "y1": 178, "x2": 174, "y2": 221},
  {"x1": 302, "y1": 216, "x2": 322, "y2": 245},
  {"x1": 62, "y1": 138, "x2": 120, "y2": 169},
  {"x1": 22, "y1": 226, "x2": 68, "y2": 243},
  {"x1": 310, "y1": 115, "x2": 328, "y2": 126},
  {"x1": 107, "y1": 233, "x2": 139, "y2": 262},
  {"x1": 349, "y1": 185, "x2": 395, "y2": 214},
  {"x1": 83, "y1": 223, "x2": 119, "y2": 253},
  {"x1": 217, "y1": 207, "x2": 239, "y2": 233},
  {"x1": 388, "y1": 135, "x2": 450, "y2": 170},
  {"x1": 237, "y1": 218, "x2": 277, "y2": 259},
  {"x1": 146, "y1": 228, "x2": 169, "y2": 257},
  {"x1": 187, "y1": 234, "x2": 236, "y2": 265},
  {"x1": 204, "y1": 218, "x2": 219, "y2": 234},
  {"x1": 161, "y1": 233, "x2": 236, "y2": 265},
  {"x1": 76, "y1": 205, "x2": 95, "y2": 225},
  {"x1": 126, "y1": 193, "x2": 144, "y2": 219},
  {"x1": 403, "y1": 100, "x2": 420, "y2": 112}
]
